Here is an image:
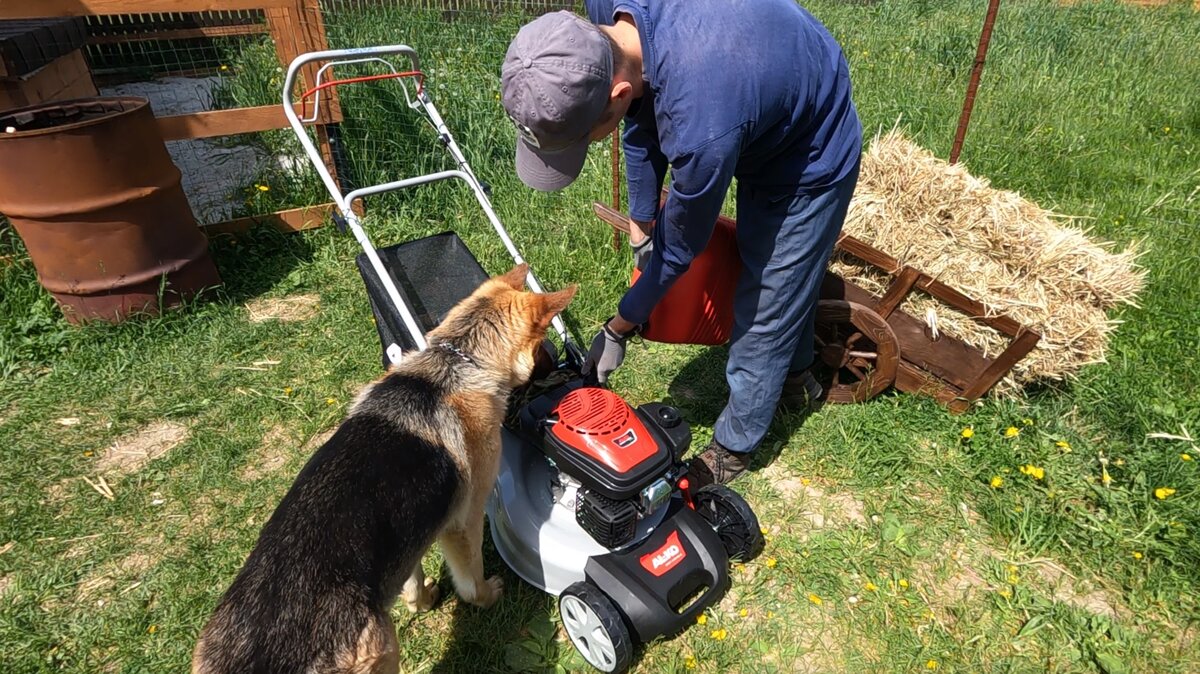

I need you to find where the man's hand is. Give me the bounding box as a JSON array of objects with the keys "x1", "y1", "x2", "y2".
[
  {"x1": 630, "y1": 218, "x2": 655, "y2": 271},
  {"x1": 582, "y1": 318, "x2": 636, "y2": 385}
]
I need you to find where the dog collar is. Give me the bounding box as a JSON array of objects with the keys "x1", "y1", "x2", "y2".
[{"x1": 433, "y1": 341, "x2": 478, "y2": 368}]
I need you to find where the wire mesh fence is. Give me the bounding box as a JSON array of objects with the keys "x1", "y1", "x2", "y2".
[{"x1": 56, "y1": 1, "x2": 578, "y2": 227}]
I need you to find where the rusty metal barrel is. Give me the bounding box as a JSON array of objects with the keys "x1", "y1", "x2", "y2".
[{"x1": 0, "y1": 96, "x2": 220, "y2": 323}]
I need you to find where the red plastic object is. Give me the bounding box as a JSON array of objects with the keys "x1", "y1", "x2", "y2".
[
  {"x1": 632, "y1": 214, "x2": 740, "y2": 345},
  {"x1": 549, "y1": 387, "x2": 658, "y2": 474}
]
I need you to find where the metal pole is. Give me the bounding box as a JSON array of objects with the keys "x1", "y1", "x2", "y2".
[{"x1": 949, "y1": 0, "x2": 1001, "y2": 165}]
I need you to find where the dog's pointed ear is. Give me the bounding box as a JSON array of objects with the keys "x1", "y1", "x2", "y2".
[
  {"x1": 495, "y1": 263, "x2": 529, "y2": 290},
  {"x1": 531, "y1": 285, "x2": 577, "y2": 331}
]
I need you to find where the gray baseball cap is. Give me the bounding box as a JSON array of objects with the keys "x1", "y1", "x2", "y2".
[{"x1": 501, "y1": 11, "x2": 613, "y2": 191}]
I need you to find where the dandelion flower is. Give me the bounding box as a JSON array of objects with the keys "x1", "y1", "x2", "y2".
[
  {"x1": 1022, "y1": 418, "x2": 1033, "y2": 426},
  {"x1": 710, "y1": 628, "x2": 728, "y2": 641},
  {"x1": 767, "y1": 610, "x2": 775, "y2": 619},
  {"x1": 808, "y1": 593, "x2": 823, "y2": 606},
  {"x1": 1101, "y1": 467, "x2": 1113, "y2": 486},
  {"x1": 1164, "y1": 126, "x2": 1171, "y2": 133},
  {"x1": 1132, "y1": 551, "x2": 1143, "y2": 560},
  {"x1": 685, "y1": 655, "x2": 697, "y2": 670},
  {"x1": 84, "y1": 450, "x2": 94, "y2": 457},
  {"x1": 1154, "y1": 487, "x2": 1176, "y2": 500},
  {"x1": 1056, "y1": 440, "x2": 1071, "y2": 451},
  {"x1": 998, "y1": 588, "x2": 1012, "y2": 599},
  {"x1": 1182, "y1": 454, "x2": 1193, "y2": 462},
  {"x1": 765, "y1": 557, "x2": 778, "y2": 569},
  {"x1": 926, "y1": 659, "x2": 939, "y2": 670},
  {"x1": 865, "y1": 581, "x2": 878, "y2": 592},
  {"x1": 739, "y1": 608, "x2": 749, "y2": 618},
  {"x1": 1004, "y1": 427, "x2": 1020, "y2": 438},
  {"x1": 219, "y1": 64, "x2": 229, "y2": 71},
  {"x1": 760, "y1": 527, "x2": 769, "y2": 535},
  {"x1": 257, "y1": 184, "x2": 270, "y2": 192},
  {"x1": 283, "y1": 387, "x2": 293, "y2": 395},
  {"x1": 961, "y1": 427, "x2": 974, "y2": 439},
  {"x1": 148, "y1": 625, "x2": 158, "y2": 634},
  {"x1": 1019, "y1": 464, "x2": 1045, "y2": 480},
  {"x1": 898, "y1": 579, "x2": 909, "y2": 589},
  {"x1": 325, "y1": 397, "x2": 336, "y2": 405},
  {"x1": 800, "y1": 477, "x2": 812, "y2": 486},
  {"x1": 990, "y1": 476, "x2": 1004, "y2": 488},
  {"x1": 696, "y1": 614, "x2": 707, "y2": 625}
]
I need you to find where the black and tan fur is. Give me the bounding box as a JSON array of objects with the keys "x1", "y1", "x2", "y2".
[{"x1": 192, "y1": 264, "x2": 575, "y2": 674}]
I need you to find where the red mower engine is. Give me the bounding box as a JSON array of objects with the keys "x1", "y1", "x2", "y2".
[{"x1": 536, "y1": 386, "x2": 692, "y2": 549}]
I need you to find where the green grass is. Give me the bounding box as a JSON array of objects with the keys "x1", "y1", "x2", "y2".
[{"x1": 2, "y1": 1, "x2": 1199, "y2": 672}]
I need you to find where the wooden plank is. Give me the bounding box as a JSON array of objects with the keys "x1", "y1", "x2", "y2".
[
  {"x1": 896, "y1": 363, "x2": 968, "y2": 413},
  {"x1": 874, "y1": 266, "x2": 920, "y2": 320},
  {"x1": 0, "y1": 0, "x2": 294, "y2": 19},
  {"x1": 202, "y1": 203, "x2": 336, "y2": 235},
  {"x1": 915, "y1": 275, "x2": 1026, "y2": 337},
  {"x1": 960, "y1": 328, "x2": 1041, "y2": 401},
  {"x1": 87, "y1": 24, "x2": 267, "y2": 44},
  {"x1": 836, "y1": 233, "x2": 903, "y2": 274},
  {"x1": 155, "y1": 104, "x2": 309, "y2": 141}
]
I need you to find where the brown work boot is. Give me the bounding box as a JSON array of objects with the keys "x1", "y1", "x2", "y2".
[
  {"x1": 779, "y1": 369, "x2": 824, "y2": 412},
  {"x1": 688, "y1": 441, "x2": 752, "y2": 488}
]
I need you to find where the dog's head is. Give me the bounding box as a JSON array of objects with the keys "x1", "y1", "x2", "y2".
[{"x1": 431, "y1": 263, "x2": 576, "y2": 386}]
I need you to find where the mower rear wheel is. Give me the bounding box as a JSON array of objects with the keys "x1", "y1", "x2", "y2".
[
  {"x1": 694, "y1": 484, "x2": 765, "y2": 562},
  {"x1": 559, "y1": 581, "x2": 633, "y2": 674}
]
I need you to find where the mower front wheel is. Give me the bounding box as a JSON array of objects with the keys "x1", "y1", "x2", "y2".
[
  {"x1": 559, "y1": 581, "x2": 633, "y2": 674},
  {"x1": 694, "y1": 484, "x2": 765, "y2": 562}
]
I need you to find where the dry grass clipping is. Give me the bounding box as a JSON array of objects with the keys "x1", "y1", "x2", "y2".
[
  {"x1": 245, "y1": 293, "x2": 321, "y2": 323},
  {"x1": 96, "y1": 421, "x2": 190, "y2": 474},
  {"x1": 837, "y1": 131, "x2": 1146, "y2": 395}
]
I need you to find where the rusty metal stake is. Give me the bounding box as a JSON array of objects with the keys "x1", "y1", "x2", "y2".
[{"x1": 949, "y1": 0, "x2": 1001, "y2": 165}]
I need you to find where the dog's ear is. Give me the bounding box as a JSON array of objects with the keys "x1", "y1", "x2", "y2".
[
  {"x1": 495, "y1": 263, "x2": 529, "y2": 290},
  {"x1": 529, "y1": 285, "x2": 577, "y2": 331}
]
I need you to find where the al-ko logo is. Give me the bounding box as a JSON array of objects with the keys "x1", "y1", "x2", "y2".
[{"x1": 640, "y1": 530, "x2": 686, "y2": 576}]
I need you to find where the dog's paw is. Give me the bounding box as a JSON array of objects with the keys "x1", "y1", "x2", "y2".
[
  {"x1": 404, "y1": 577, "x2": 440, "y2": 613},
  {"x1": 468, "y1": 575, "x2": 504, "y2": 609}
]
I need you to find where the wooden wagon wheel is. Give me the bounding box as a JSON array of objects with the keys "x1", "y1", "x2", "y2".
[{"x1": 813, "y1": 300, "x2": 900, "y2": 404}]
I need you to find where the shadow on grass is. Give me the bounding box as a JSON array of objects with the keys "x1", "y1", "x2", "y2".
[
  {"x1": 206, "y1": 224, "x2": 316, "y2": 305},
  {"x1": 667, "y1": 345, "x2": 823, "y2": 473},
  {"x1": 428, "y1": 539, "x2": 568, "y2": 674}
]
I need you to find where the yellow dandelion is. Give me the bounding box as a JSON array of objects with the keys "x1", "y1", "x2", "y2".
[
  {"x1": 1114, "y1": 458, "x2": 1125, "y2": 466},
  {"x1": 760, "y1": 527, "x2": 769, "y2": 535},
  {"x1": 1055, "y1": 440, "x2": 1071, "y2": 451},
  {"x1": 283, "y1": 386, "x2": 293, "y2": 395},
  {"x1": 998, "y1": 588, "x2": 1012, "y2": 599},
  {"x1": 1182, "y1": 454, "x2": 1192, "y2": 462},
  {"x1": 219, "y1": 64, "x2": 229, "y2": 71},
  {"x1": 325, "y1": 397, "x2": 336, "y2": 405},
  {"x1": 1004, "y1": 427, "x2": 1020, "y2": 438},
  {"x1": 990, "y1": 476, "x2": 1004, "y2": 489},
  {"x1": 1132, "y1": 551, "x2": 1143, "y2": 560},
  {"x1": 765, "y1": 557, "x2": 778, "y2": 569},
  {"x1": 800, "y1": 477, "x2": 812, "y2": 486},
  {"x1": 926, "y1": 659, "x2": 939, "y2": 670},
  {"x1": 1101, "y1": 467, "x2": 1113, "y2": 486},
  {"x1": 898, "y1": 579, "x2": 909, "y2": 589},
  {"x1": 739, "y1": 608, "x2": 749, "y2": 618},
  {"x1": 696, "y1": 614, "x2": 707, "y2": 625},
  {"x1": 1007, "y1": 573, "x2": 1020, "y2": 584},
  {"x1": 257, "y1": 184, "x2": 270, "y2": 192},
  {"x1": 710, "y1": 628, "x2": 728, "y2": 641},
  {"x1": 1022, "y1": 418, "x2": 1034, "y2": 426},
  {"x1": 148, "y1": 625, "x2": 157, "y2": 634},
  {"x1": 766, "y1": 611, "x2": 775, "y2": 619},
  {"x1": 960, "y1": 427, "x2": 974, "y2": 439},
  {"x1": 808, "y1": 593, "x2": 823, "y2": 606},
  {"x1": 83, "y1": 450, "x2": 94, "y2": 457},
  {"x1": 1154, "y1": 487, "x2": 1176, "y2": 500},
  {"x1": 733, "y1": 562, "x2": 746, "y2": 572},
  {"x1": 1164, "y1": 126, "x2": 1171, "y2": 133},
  {"x1": 685, "y1": 655, "x2": 697, "y2": 670},
  {"x1": 1019, "y1": 464, "x2": 1045, "y2": 480},
  {"x1": 864, "y1": 581, "x2": 878, "y2": 592}
]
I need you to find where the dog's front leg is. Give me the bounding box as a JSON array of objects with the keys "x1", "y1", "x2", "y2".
[
  {"x1": 440, "y1": 515, "x2": 504, "y2": 608},
  {"x1": 401, "y1": 557, "x2": 439, "y2": 613}
]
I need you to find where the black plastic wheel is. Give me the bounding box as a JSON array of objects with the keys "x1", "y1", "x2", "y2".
[
  {"x1": 694, "y1": 484, "x2": 766, "y2": 562},
  {"x1": 559, "y1": 581, "x2": 634, "y2": 674}
]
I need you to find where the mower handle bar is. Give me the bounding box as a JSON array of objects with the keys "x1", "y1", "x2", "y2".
[{"x1": 282, "y1": 46, "x2": 580, "y2": 365}]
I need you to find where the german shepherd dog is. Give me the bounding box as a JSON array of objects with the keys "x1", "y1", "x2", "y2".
[{"x1": 193, "y1": 264, "x2": 575, "y2": 674}]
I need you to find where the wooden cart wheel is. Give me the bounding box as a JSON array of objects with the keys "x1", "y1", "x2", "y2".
[{"x1": 813, "y1": 300, "x2": 900, "y2": 404}]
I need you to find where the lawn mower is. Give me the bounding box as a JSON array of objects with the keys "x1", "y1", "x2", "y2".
[{"x1": 283, "y1": 46, "x2": 764, "y2": 673}]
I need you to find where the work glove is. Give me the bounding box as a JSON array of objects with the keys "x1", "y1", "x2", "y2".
[
  {"x1": 631, "y1": 237, "x2": 653, "y2": 272},
  {"x1": 582, "y1": 321, "x2": 632, "y2": 385}
]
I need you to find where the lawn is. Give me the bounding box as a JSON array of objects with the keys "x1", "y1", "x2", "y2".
[{"x1": 2, "y1": 0, "x2": 1199, "y2": 672}]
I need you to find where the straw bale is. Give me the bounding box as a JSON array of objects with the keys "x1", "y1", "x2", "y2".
[{"x1": 836, "y1": 131, "x2": 1146, "y2": 396}]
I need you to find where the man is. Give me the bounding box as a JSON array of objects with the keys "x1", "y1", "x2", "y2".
[{"x1": 500, "y1": 0, "x2": 862, "y2": 486}]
